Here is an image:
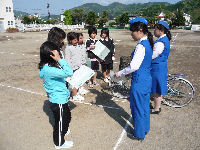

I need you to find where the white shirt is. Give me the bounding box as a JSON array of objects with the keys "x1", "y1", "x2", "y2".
[
  {"x1": 118, "y1": 36, "x2": 147, "y2": 77},
  {"x1": 152, "y1": 34, "x2": 166, "y2": 59}
]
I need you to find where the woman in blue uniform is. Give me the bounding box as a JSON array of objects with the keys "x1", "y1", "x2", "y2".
[
  {"x1": 115, "y1": 17, "x2": 153, "y2": 140},
  {"x1": 151, "y1": 20, "x2": 171, "y2": 114}
]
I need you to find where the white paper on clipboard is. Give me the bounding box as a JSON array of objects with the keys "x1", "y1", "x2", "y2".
[
  {"x1": 66, "y1": 65, "x2": 95, "y2": 89},
  {"x1": 91, "y1": 41, "x2": 110, "y2": 60}
]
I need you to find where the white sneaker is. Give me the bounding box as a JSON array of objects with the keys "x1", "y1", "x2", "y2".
[
  {"x1": 73, "y1": 94, "x2": 84, "y2": 101},
  {"x1": 107, "y1": 76, "x2": 111, "y2": 80},
  {"x1": 79, "y1": 87, "x2": 89, "y2": 95},
  {"x1": 87, "y1": 83, "x2": 93, "y2": 88},
  {"x1": 65, "y1": 129, "x2": 70, "y2": 136},
  {"x1": 93, "y1": 81, "x2": 99, "y2": 86},
  {"x1": 55, "y1": 140, "x2": 73, "y2": 149},
  {"x1": 104, "y1": 78, "x2": 110, "y2": 83}
]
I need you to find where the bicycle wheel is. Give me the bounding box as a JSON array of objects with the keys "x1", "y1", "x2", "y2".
[{"x1": 162, "y1": 78, "x2": 195, "y2": 108}]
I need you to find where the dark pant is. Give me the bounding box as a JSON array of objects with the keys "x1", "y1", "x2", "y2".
[
  {"x1": 101, "y1": 62, "x2": 113, "y2": 72},
  {"x1": 50, "y1": 102, "x2": 71, "y2": 146}
]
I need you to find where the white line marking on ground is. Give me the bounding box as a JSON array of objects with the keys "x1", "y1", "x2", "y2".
[
  {"x1": 0, "y1": 52, "x2": 39, "y2": 57},
  {"x1": 111, "y1": 97, "x2": 128, "y2": 103},
  {"x1": 0, "y1": 83, "x2": 122, "y2": 110},
  {"x1": 113, "y1": 117, "x2": 132, "y2": 150},
  {"x1": 116, "y1": 40, "x2": 121, "y2": 42},
  {"x1": 171, "y1": 33, "x2": 179, "y2": 48},
  {"x1": 0, "y1": 83, "x2": 46, "y2": 96}
]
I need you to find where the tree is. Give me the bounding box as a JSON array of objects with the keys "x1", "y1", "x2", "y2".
[
  {"x1": 22, "y1": 16, "x2": 31, "y2": 24},
  {"x1": 172, "y1": 10, "x2": 185, "y2": 27},
  {"x1": 63, "y1": 10, "x2": 72, "y2": 25},
  {"x1": 31, "y1": 17, "x2": 42, "y2": 24},
  {"x1": 115, "y1": 15, "x2": 121, "y2": 26},
  {"x1": 115, "y1": 12, "x2": 129, "y2": 27},
  {"x1": 120, "y1": 12, "x2": 129, "y2": 26},
  {"x1": 191, "y1": 8, "x2": 200, "y2": 24},
  {"x1": 46, "y1": 19, "x2": 58, "y2": 24},
  {"x1": 98, "y1": 10, "x2": 109, "y2": 27},
  {"x1": 109, "y1": 21, "x2": 116, "y2": 27},
  {"x1": 146, "y1": 17, "x2": 158, "y2": 25},
  {"x1": 86, "y1": 11, "x2": 97, "y2": 26},
  {"x1": 165, "y1": 12, "x2": 176, "y2": 27},
  {"x1": 72, "y1": 9, "x2": 86, "y2": 24}
]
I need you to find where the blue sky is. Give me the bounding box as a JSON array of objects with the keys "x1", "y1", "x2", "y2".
[{"x1": 13, "y1": 0, "x2": 181, "y2": 16}]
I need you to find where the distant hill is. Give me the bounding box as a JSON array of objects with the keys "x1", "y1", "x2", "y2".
[
  {"x1": 41, "y1": 15, "x2": 60, "y2": 21},
  {"x1": 70, "y1": 0, "x2": 199, "y2": 23},
  {"x1": 132, "y1": 0, "x2": 200, "y2": 22},
  {"x1": 14, "y1": 10, "x2": 30, "y2": 17},
  {"x1": 14, "y1": 0, "x2": 200, "y2": 23},
  {"x1": 168, "y1": 0, "x2": 200, "y2": 23},
  {"x1": 70, "y1": 2, "x2": 170, "y2": 18}
]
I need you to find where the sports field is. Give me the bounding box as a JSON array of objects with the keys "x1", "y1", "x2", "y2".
[{"x1": 0, "y1": 29, "x2": 199, "y2": 150}]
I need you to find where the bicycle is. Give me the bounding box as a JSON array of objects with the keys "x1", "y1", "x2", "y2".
[
  {"x1": 162, "y1": 74, "x2": 195, "y2": 108},
  {"x1": 109, "y1": 56, "x2": 195, "y2": 108}
]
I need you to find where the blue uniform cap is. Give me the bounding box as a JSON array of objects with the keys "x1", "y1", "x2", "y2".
[
  {"x1": 129, "y1": 17, "x2": 148, "y2": 25},
  {"x1": 157, "y1": 20, "x2": 169, "y2": 30}
]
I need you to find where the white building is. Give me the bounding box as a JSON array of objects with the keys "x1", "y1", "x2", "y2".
[
  {"x1": 156, "y1": 12, "x2": 165, "y2": 21},
  {"x1": 183, "y1": 13, "x2": 191, "y2": 26},
  {"x1": 0, "y1": 0, "x2": 15, "y2": 32}
]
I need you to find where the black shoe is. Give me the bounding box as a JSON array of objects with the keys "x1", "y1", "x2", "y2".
[
  {"x1": 150, "y1": 102, "x2": 154, "y2": 110},
  {"x1": 132, "y1": 136, "x2": 144, "y2": 142},
  {"x1": 150, "y1": 108, "x2": 161, "y2": 114}
]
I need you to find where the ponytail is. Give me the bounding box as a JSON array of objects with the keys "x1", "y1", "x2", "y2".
[
  {"x1": 166, "y1": 30, "x2": 172, "y2": 41},
  {"x1": 130, "y1": 22, "x2": 154, "y2": 49},
  {"x1": 155, "y1": 24, "x2": 171, "y2": 41},
  {"x1": 147, "y1": 31, "x2": 154, "y2": 49}
]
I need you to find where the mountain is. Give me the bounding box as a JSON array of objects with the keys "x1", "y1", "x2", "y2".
[
  {"x1": 14, "y1": 10, "x2": 30, "y2": 17},
  {"x1": 132, "y1": 0, "x2": 200, "y2": 20},
  {"x1": 70, "y1": 2, "x2": 170, "y2": 18},
  {"x1": 70, "y1": 0, "x2": 199, "y2": 23},
  {"x1": 14, "y1": 0, "x2": 199, "y2": 23},
  {"x1": 41, "y1": 15, "x2": 60, "y2": 20}
]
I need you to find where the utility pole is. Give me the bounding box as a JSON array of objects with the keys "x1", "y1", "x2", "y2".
[{"x1": 47, "y1": 3, "x2": 50, "y2": 19}]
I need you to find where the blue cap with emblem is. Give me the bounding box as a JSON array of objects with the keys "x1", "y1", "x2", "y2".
[
  {"x1": 129, "y1": 17, "x2": 148, "y2": 25},
  {"x1": 157, "y1": 20, "x2": 169, "y2": 30}
]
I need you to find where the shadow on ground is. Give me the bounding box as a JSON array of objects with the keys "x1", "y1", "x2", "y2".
[
  {"x1": 89, "y1": 88, "x2": 134, "y2": 135},
  {"x1": 43, "y1": 100, "x2": 77, "y2": 127}
]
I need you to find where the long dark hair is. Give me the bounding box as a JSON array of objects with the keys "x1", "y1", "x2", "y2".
[
  {"x1": 38, "y1": 41, "x2": 60, "y2": 70},
  {"x1": 47, "y1": 27, "x2": 66, "y2": 48},
  {"x1": 155, "y1": 24, "x2": 172, "y2": 41},
  {"x1": 130, "y1": 22, "x2": 154, "y2": 49}
]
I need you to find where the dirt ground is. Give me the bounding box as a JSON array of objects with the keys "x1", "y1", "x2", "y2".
[{"x1": 0, "y1": 29, "x2": 199, "y2": 150}]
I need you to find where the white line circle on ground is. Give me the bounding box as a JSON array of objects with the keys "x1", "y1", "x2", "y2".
[
  {"x1": 113, "y1": 117, "x2": 132, "y2": 150},
  {"x1": 0, "y1": 83, "x2": 122, "y2": 110}
]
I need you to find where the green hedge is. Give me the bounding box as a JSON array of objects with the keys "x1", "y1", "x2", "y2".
[{"x1": 84, "y1": 26, "x2": 130, "y2": 30}]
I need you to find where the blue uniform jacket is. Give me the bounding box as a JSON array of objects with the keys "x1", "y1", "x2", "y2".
[
  {"x1": 152, "y1": 36, "x2": 170, "y2": 64},
  {"x1": 151, "y1": 36, "x2": 170, "y2": 94},
  {"x1": 131, "y1": 40, "x2": 153, "y2": 94}
]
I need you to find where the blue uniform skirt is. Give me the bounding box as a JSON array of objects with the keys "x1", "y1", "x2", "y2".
[{"x1": 151, "y1": 62, "x2": 168, "y2": 95}]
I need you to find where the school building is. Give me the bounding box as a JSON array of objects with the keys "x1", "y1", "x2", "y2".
[{"x1": 0, "y1": 0, "x2": 15, "y2": 32}]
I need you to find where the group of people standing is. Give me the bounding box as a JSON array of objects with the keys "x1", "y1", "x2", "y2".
[{"x1": 38, "y1": 16, "x2": 171, "y2": 149}]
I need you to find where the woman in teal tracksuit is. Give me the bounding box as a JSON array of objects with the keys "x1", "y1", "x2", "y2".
[
  {"x1": 116, "y1": 17, "x2": 153, "y2": 140},
  {"x1": 151, "y1": 20, "x2": 171, "y2": 114}
]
